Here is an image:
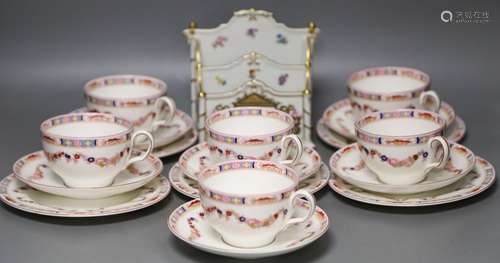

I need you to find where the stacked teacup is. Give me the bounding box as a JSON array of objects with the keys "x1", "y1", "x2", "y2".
[
  {"x1": 327, "y1": 66, "x2": 478, "y2": 198},
  {"x1": 171, "y1": 106, "x2": 327, "y2": 249}
]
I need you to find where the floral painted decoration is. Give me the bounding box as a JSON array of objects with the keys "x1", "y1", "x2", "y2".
[
  {"x1": 278, "y1": 74, "x2": 289, "y2": 86},
  {"x1": 246, "y1": 28, "x2": 258, "y2": 38},
  {"x1": 202, "y1": 205, "x2": 287, "y2": 229},
  {"x1": 212, "y1": 36, "x2": 228, "y2": 48},
  {"x1": 44, "y1": 148, "x2": 129, "y2": 168},
  {"x1": 276, "y1": 33, "x2": 288, "y2": 44}
]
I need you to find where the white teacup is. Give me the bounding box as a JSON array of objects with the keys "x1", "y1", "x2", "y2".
[
  {"x1": 199, "y1": 160, "x2": 316, "y2": 248},
  {"x1": 206, "y1": 107, "x2": 303, "y2": 166},
  {"x1": 348, "y1": 67, "x2": 444, "y2": 122},
  {"x1": 41, "y1": 113, "x2": 154, "y2": 188},
  {"x1": 355, "y1": 109, "x2": 450, "y2": 185},
  {"x1": 84, "y1": 74, "x2": 176, "y2": 133}
]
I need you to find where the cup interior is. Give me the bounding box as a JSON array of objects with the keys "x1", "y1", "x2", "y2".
[
  {"x1": 349, "y1": 67, "x2": 429, "y2": 94},
  {"x1": 41, "y1": 113, "x2": 132, "y2": 139},
  {"x1": 199, "y1": 160, "x2": 298, "y2": 196},
  {"x1": 85, "y1": 75, "x2": 166, "y2": 100},
  {"x1": 207, "y1": 107, "x2": 293, "y2": 137},
  {"x1": 356, "y1": 110, "x2": 445, "y2": 137}
]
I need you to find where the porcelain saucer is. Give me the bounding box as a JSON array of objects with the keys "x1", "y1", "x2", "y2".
[
  {"x1": 71, "y1": 107, "x2": 194, "y2": 148},
  {"x1": 0, "y1": 175, "x2": 170, "y2": 217},
  {"x1": 315, "y1": 118, "x2": 350, "y2": 148},
  {"x1": 168, "y1": 198, "x2": 329, "y2": 259},
  {"x1": 153, "y1": 129, "x2": 197, "y2": 158},
  {"x1": 169, "y1": 162, "x2": 330, "y2": 198},
  {"x1": 13, "y1": 151, "x2": 163, "y2": 199},
  {"x1": 330, "y1": 143, "x2": 475, "y2": 194},
  {"x1": 321, "y1": 98, "x2": 466, "y2": 141},
  {"x1": 316, "y1": 116, "x2": 466, "y2": 149},
  {"x1": 178, "y1": 143, "x2": 322, "y2": 180},
  {"x1": 329, "y1": 156, "x2": 495, "y2": 207}
]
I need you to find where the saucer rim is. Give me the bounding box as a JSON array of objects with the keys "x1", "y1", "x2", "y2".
[
  {"x1": 167, "y1": 198, "x2": 329, "y2": 258},
  {"x1": 328, "y1": 156, "x2": 495, "y2": 207},
  {"x1": 13, "y1": 150, "x2": 163, "y2": 190},
  {"x1": 0, "y1": 174, "x2": 171, "y2": 217},
  {"x1": 178, "y1": 142, "x2": 322, "y2": 180},
  {"x1": 329, "y1": 143, "x2": 476, "y2": 190},
  {"x1": 153, "y1": 129, "x2": 198, "y2": 158}
]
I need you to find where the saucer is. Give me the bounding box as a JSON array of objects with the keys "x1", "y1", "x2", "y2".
[
  {"x1": 0, "y1": 175, "x2": 170, "y2": 217},
  {"x1": 321, "y1": 98, "x2": 465, "y2": 141},
  {"x1": 13, "y1": 151, "x2": 163, "y2": 199},
  {"x1": 168, "y1": 199, "x2": 329, "y2": 259},
  {"x1": 169, "y1": 162, "x2": 330, "y2": 198},
  {"x1": 329, "y1": 143, "x2": 475, "y2": 194},
  {"x1": 178, "y1": 143, "x2": 322, "y2": 180},
  {"x1": 329, "y1": 156, "x2": 495, "y2": 207},
  {"x1": 71, "y1": 107, "x2": 194, "y2": 148},
  {"x1": 316, "y1": 116, "x2": 466, "y2": 150},
  {"x1": 153, "y1": 129, "x2": 197, "y2": 158},
  {"x1": 315, "y1": 118, "x2": 350, "y2": 148}
]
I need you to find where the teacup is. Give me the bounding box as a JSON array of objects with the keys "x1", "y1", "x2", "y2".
[
  {"x1": 348, "y1": 67, "x2": 445, "y2": 122},
  {"x1": 199, "y1": 160, "x2": 316, "y2": 248},
  {"x1": 40, "y1": 113, "x2": 154, "y2": 188},
  {"x1": 84, "y1": 74, "x2": 176, "y2": 133},
  {"x1": 355, "y1": 109, "x2": 450, "y2": 185},
  {"x1": 205, "y1": 107, "x2": 303, "y2": 166}
]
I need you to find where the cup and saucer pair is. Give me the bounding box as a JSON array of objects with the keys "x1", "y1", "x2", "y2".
[
  {"x1": 329, "y1": 144, "x2": 495, "y2": 207},
  {"x1": 168, "y1": 160, "x2": 329, "y2": 259},
  {"x1": 317, "y1": 98, "x2": 466, "y2": 148},
  {"x1": 329, "y1": 143, "x2": 495, "y2": 207},
  {"x1": 169, "y1": 144, "x2": 330, "y2": 198}
]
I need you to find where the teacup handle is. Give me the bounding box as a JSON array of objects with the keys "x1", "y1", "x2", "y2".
[
  {"x1": 126, "y1": 130, "x2": 154, "y2": 166},
  {"x1": 419, "y1": 91, "x2": 441, "y2": 113},
  {"x1": 280, "y1": 190, "x2": 316, "y2": 232},
  {"x1": 278, "y1": 134, "x2": 303, "y2": 166},
  {"x1": 424, "y1": 136, "x2": 450, "y2": 174},
  {"x1": 151, "y1": 96, "x2": 176, "y2": 132}
]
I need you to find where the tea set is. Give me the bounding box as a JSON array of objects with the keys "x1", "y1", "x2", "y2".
[{"x1": 1, "y1": 6, "x2": 495, "y2": 259}]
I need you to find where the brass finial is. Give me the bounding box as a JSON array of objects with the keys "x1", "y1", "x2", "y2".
[
  {"x1": 308, "y1": 21, "x2": 316, "y2": 34},
  {"x1": 188, "y1": 21, "x2": 197, "y2": 34}
]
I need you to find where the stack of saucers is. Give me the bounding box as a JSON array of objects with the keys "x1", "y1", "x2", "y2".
[
  {"x1": 75, "y1": 75, "x2": 197, "y2": 158},
  {"x1": 321, "y1": 67, "x2": 495, "y2": 206},
  {"x1": 168, "y1": 107, "x2": 329, "y2": 258},
  {"x1": 317, "y1": 67, "x2": 466, "y2": 148},
  {"x1": 2, "y1": 112, "x2": 170, "y2": 217}
]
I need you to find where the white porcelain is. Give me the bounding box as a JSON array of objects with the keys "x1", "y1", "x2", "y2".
[
  {"x1": 0, "y1": 175, "x2": 170, "y2": 217},
  {"x1": 315, "y1": 118, "x2": 351, "y2": 148},
  {"x1": 169, "y1": 198, "x2": 328, "y2": 259},
  {"x1": 329, "y1": 143, "x2": 475, "y2": 194},
  {"x1": 322, "y1": 98, "x2": 457, "y2": 140},
  {"x1": 316, "y1": 114, "x2": 466, "y2": 150},
  {"x1": 329, "y1": 156, "x2": 495, "y2": 207},
  {"x1": 355, "y1": 109, "x2": 455, "y2": 185},
  {"x1": 153, "y1": 129, "x2": 198, "y2": 158},
  {"x1": 169, "y1": 162, "x2": 330, "y2": 199},
  {"x1": 198, "y1": 160, "x2": 316, "y2": 248},
  {"x1": 178, "y1": 142, "x2": 321, "y2": 180},
  {"x1": 84, "y1": 74, "x2": 176, "y2": 133},
  {"x1": 13, "y1": 151, "x2": 163, "y2": 199},
  {"x1": 184, "y1": 9, "x2": 319, "y2": 142},
  {"x1": 206, "y1": 107, "x2": 304, "y2": 166},
  {"x1": 72, "y1": 107, "x2": 194, "y2": 149},
  {"x1": 347, "y1": 67, "x2": 448, "y2": 121},
  {"x1": 40, "y1": 113, "x2": 154, "y2": 188}
]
